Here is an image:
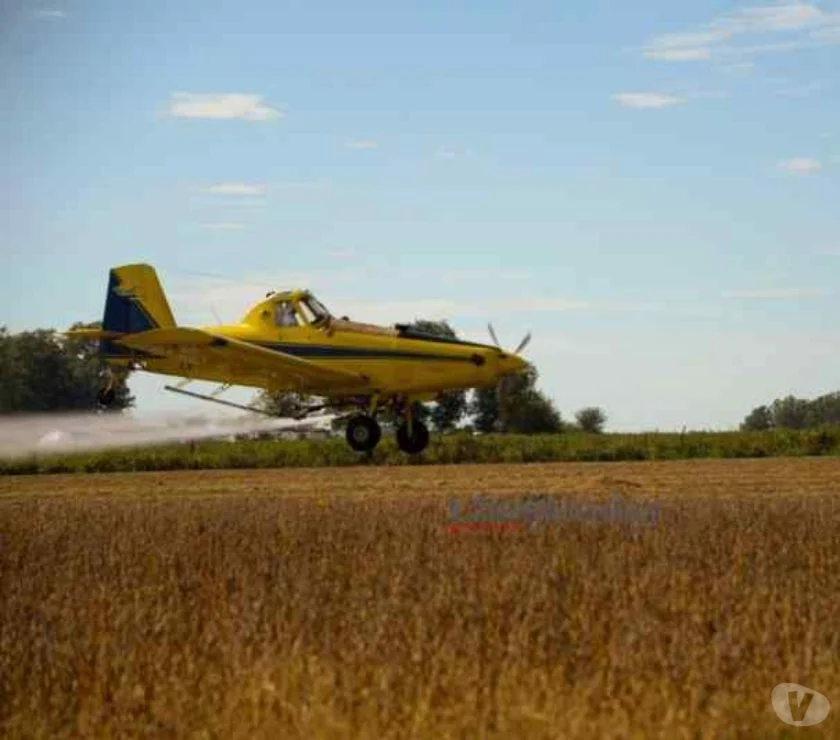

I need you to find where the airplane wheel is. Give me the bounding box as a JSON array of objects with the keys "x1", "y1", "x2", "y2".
[
  {"x1": 96, "y1": 387, "x2": 115, "y2": 407},
  {"x1": 396, "y1": 420, "x2": 429, "y2": 454},
  {"x1": 345, "y1": 415, "x2": 381, "y2": 452}
]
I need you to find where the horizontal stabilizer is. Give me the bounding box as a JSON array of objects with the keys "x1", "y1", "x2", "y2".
[{"x1": 65, "y1": 328, "x2": 124, "y2": 340}]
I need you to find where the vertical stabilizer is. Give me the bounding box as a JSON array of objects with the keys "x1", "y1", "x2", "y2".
[{"x1": 102, "y1": 264, "x2": 176, "y2": 333}]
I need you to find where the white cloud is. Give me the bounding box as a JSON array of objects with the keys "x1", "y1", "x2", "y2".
[
  {"x1": 721, "y1": 287, "x2": 828, "y2": 298},
  {"x1": 328, "y1": 248, "x2": 357, "y2": 260},
  {"x1": 645, "y1": 47, "x2": 713, "y2": 61},
  {"x1": 733, "y1": 39, "x2": 812, "y2": 54},
  {"x1": 436, "y1": 146, "x2": 476, "y2": 159},
  {"x1": 201, "y1": 222, "x2": 247, "y2": 230},
  {"x1": 197, "y1": 182, "x2": 267, "y2": 196},
  {"x1": 684, "y1": 89, "x2": 730, "y2": 100},
  {"x1": 777, "y1": 157, "x2": 822, "y2": 173},
  {"x1": 719, "y1": 61, "x2": 756, "y2": 73},
  {"x1": 515, "y1": 335, "x2": 614, "y2": 357},
  {"x1": 811, "y1": 21, "x2": 840, "y2": 41},
  {"x1": 496, "y1": 298, "x2": 591, "y2": 312},
  {"x1": 273, "y1": 180, "x2": 327, "y2": 189},
  {"x1": 734, "y1": 4, "x2": 824, "y2": 32},
  {"x1": 645, "y1": 29, "x2": 733, "y2": 50},
  {"x1": 166, "y1": 93, "x2": 283, "y2": 121},
  {"x1": 596, "y1": 300, "x2": 667, "y2": 313},
  {"x1": 344, "y1": 140, "x2": 378, "y2": 150},
  {"x1": 613, "y1": 92, "x2": 685, "y2": 108},
  {"x1": 642, "y1": 3, "x2": 840, "y2": 62},
  {"x1": 436, "y1": 268, "x2": 532, "y2": 284},
  {"x1": 209, "y1": 199, "x2": 266, "y2": 208},
  {"x1": 34, "y1": 9, "x2": 66, "y2": 19},
  {"x1": 773, "y1": 79, "x2": 826, "y2": 97}
]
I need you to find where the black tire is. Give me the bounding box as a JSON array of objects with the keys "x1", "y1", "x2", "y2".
[
  {"x1": 97, "y1": 387, "x2": 115, "y2": 407},
  {"x1": 396, "y1": 420, "x2": 429, "y2": 454},
  {"x1": 345, "y1": 415, "x2": 381, "y2": 452}
]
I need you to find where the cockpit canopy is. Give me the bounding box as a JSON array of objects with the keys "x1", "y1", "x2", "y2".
[{"x1": 271, "y1": 291, "x2": 333, "y2": 327}]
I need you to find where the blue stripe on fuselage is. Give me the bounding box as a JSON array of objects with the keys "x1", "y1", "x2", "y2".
[{"x1": 250, "y1": 341, "x2": 480, "y2": 362}]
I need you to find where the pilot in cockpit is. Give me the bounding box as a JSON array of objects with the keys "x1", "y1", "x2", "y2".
[{"x1": 275, "y1": 302, "x2": 298, "y2": 327}]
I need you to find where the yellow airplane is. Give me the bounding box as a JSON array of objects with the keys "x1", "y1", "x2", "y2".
[{"x1": 68, "y1": 263, "x2": 530, "y2": 454}]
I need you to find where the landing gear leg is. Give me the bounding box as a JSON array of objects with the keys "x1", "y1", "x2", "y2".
[
  {"x1": 395, "y1": 397, "x2": 429, "y2": 454},
  {"x1": 97, "y1": 385, "x2": 116, "y2": 407},
  {"x1": 96, "y1": 366, "x2": 125, "y2": 408}
]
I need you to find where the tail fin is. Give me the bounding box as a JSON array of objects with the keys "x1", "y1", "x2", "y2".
[{"x1": 102, "y1": 263, "x2": 176, "y2": 333}]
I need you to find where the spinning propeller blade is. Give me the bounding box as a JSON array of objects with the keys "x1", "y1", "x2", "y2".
[
  {"x1": 487, "y1": 322, "x2": 501, "y2": 349},
  {"x1": 487, "y1": 323, "x2": 532, "y2": 355},
  {"x1": 514, "y1": 332, "x2": 532, "y2": 355}
]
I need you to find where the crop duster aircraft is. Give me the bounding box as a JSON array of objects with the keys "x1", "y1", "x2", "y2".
[{"x1": 68, "y1": 264, "x2": 531, "y2": 454}]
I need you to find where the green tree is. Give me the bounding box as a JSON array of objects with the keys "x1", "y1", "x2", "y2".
[
  {"x1": 0, "y1": 323, "x2": 134, "y2": 413},
  {"x1": 470, "y1": 362, "x2": 563, "y2": 434},
  {"x1": 805, "y1": 392, "x2": 840, "y2": 427},
  {"x1": 770, "y1": 395, "x2": 809, "y2": 429},
  {"x1": 471, "y1": 386, "x2": 499, "y2": 433},
  {"x1": 575, "y1": 406, "x2": 607, "y2": 433},
  {"x1": 741, "y1": 404, "x2": 773, "y2": 431},
  {"x1": 741, "y1": 392, "x2": 840, "y2": 430}
]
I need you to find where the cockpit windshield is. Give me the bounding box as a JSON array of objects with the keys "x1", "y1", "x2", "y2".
[{"x1": 301, "y1": 294, "x2": 332, "y2": 324}]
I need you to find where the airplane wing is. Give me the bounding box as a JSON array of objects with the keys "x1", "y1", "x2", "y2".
[{"x1": 117, "y1": 327, "x2": 369, "y2": 391}]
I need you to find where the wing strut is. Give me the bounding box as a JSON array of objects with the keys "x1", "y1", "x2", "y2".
[{"x1": 163, "y1": 384, "x2": 275, "y2": 416}]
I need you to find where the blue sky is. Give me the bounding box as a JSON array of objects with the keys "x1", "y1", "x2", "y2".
[{"x1": 2, "y1": 0, "x2": 839, "y2": 430}]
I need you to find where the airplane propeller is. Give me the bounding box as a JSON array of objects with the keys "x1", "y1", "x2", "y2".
[
  {"x1": 487, "y1": 323, "x2": 532, "y2": 431},
  {"x1": 487, "y1": 323, "x2": 531, "y2": 356}
]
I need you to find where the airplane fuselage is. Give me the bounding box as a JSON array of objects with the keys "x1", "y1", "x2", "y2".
[{"x1": 116, "y1": 319, "x2": 524, "y2": 398}]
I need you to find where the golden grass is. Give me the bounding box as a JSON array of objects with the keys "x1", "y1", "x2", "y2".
[{"x1": 2, "y1": 458, "x2": 840, "y2": 738}]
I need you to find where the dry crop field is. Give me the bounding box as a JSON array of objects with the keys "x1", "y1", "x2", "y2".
[{"x1": 1, "y1": 458, "x2": 839, "y2": 738}]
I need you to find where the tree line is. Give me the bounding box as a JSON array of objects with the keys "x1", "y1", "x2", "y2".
[
  {"x1": 0, "y1": 324, "x2": 133, "y2": 413},
  {"x1": 741, "y1": 392, "x2": 840, "y2": 430}
]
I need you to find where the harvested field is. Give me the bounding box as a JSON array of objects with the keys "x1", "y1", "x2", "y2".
[{"x1": 1, "y1": 458, "x2": 839, "y2": 738}]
